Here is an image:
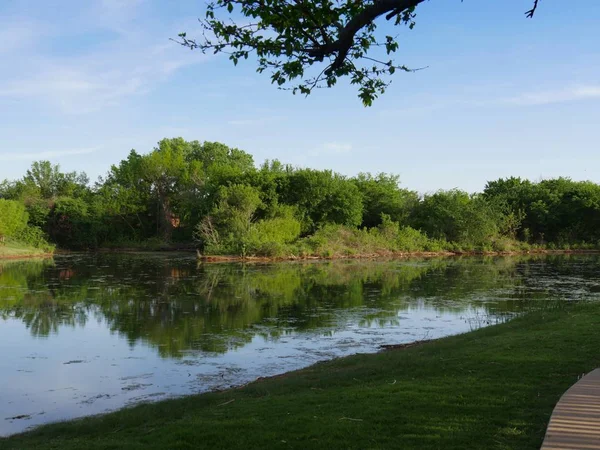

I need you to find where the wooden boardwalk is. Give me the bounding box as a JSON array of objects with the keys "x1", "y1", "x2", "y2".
[{"x1": 541, "y1": 369, "x2": 600, "y2": 449}]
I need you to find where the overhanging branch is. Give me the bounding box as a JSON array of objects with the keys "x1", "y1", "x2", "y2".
[
  {"x1": 306, "y1": 0, "x2": 425, "y2": 72},
  {"x1": 525, "y1": 0, "x2": 540, "y2": 18}
]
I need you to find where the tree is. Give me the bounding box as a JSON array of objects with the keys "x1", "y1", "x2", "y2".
[
  {"x1": 353, "y1": 172, "x2": 418, "y2": 228},
  {"x1": 279, "y1": 169, "x2": 363, "y2": 233},
  {"x1": 24, "y1": 161, "x2": 89, "y2": 200},
  {"x1": 99, "y1": 149, "x2": 154, "y2": 242},
  {"x1": 410, "y1": 190, "x2": 503, "y2": 247},
  {"x1": 142, "y1": 139, "x2": 191, "y2": 241},
  {"x1": 176, "y1": 0, "x2": 542, "y2": 105},
  {"x1": 183, "y1": 140, "x2": 256, "y2": 225},
  {"x1": 484, "y1": 177, "x2": 600, "y2": 245},
  {"x1": 197, "y1": 184, "x2": 263, "y2": 254},
  {"x1": 45, "y1": 196, "x2": 100, "y2": 249},
  {"x1": 0, "y1": 161, "x2": 91, "y2": 242}
]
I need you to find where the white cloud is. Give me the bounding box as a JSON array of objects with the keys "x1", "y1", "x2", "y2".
[
  {"x1": 307, "y1": 142, "x2": 353, "y2": 156},
  {"x1": 0, "y1": 65, "x2": 148, "y2": 114},
  {"x1": 0, "y1": 1, "x2": 206, "y2": 114},
  {"x1": 0, "y1": 49, "x2": 205, "y2": 114},
  {"x1": 322, "y1": 142, "x2": 352, "y2": 153},
  {"x1": 0, "y1": 147, "x2": 100, "y2": 162},
  {"x1": 227, "y1": 116, "x2": 282, "y2": 126},
  {"x1": 505, "y1": 85, "x2": 600, "y2": 106},
  {"x1": 377, "y1": 83, "x2": 600, "y2": 119}
]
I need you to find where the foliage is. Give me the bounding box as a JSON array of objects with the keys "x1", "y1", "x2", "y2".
[
  {"x1": 0, "y1": 199, "x2": 29, "y2": 240},
  {"x1": 394, "y1": 224, "x2": 445, "y2": 252},
  {"x1": 0, "y1": 196, "x2": 53, "y2": 253},
  {"x1": 14, "y1": 226, "x2": 55, "y2": 252},
  {"x1": 175, "y1": 1, "x2": 542, "y2": 105},
  {"x1": 410, "y1": 190, "x2": 504, "y2": 249},
  {"x1": 1, "y1": 138, "x2": 599, "y2": 255},
  {"x1": 246, "y1": 207, "x2": 302, "y2": 256},
  {"x1": 280, "y1": 169, "x2": 363, "y2": 233},
  {"x1": 353, "y1": 173, "x2": 418, "y2": 228},
  {"x1": 197, "y1": 184, "x2": 263, "y2": 255},
  {"x1": 47, "y1": 197, "x2": 95, "y2": 249},
  {"x1": 24, "y1": 161, "x2": 89, "y2": 199},
  {"x1": 299, "y1": 220, "x2": 448, "y2": 258},
  {"x1": 197, "y1": 186, "x2": 303, "y2": 256},
  {"x1": 484, "y1": 177, "x2": 600, "y2": 246}
]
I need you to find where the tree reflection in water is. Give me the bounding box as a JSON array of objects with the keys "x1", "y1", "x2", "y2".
[{"x1": 1, "y1": 254, "x2": 597, "y2": 358}]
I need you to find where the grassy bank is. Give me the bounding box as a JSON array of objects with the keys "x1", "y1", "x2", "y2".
[
  {"x1": 3, "y1": 302, "x2": 600, "y2": 449},
  {"x1": 0, "y1": 239, "x2": 53, "y2": 259},
  {"x1": 108, "y1": 222, "x2": 600, "y2": 261}
]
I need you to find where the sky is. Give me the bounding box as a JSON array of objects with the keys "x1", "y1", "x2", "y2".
[{"x1": 0, "y1": 0, "x2": 599, "y2": 194}]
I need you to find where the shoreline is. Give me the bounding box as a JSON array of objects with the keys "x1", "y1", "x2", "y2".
[
  {"x1": 196, "y1": 248, "x2": 600, "y2": 263},
  {"x1": 5, "y1": 247, "x2": 599, "y2": 263},
  {"x1": 0, "y1": 252, "x2": 54, "y2": 261},
  {"x1": 16, "y1": 247, "x2": 599, "y2": 263}
]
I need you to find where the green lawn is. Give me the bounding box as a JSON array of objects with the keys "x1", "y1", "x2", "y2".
[{"x1": 3, "y1": 302, "x2": 600, "y2": 450}]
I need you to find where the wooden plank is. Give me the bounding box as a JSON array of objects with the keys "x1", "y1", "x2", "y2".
[{"x1": 541, "y1": 369, "x2": 600, "y2": 449}]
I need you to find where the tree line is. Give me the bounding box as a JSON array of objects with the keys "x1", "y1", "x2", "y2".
[{"x1": 1, "y1": 137, "x2": 599, "y2": 256}]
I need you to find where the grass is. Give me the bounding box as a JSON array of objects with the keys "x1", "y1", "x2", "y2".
[
  {"x1": 3, "y1": 302, "x2": 600, "y2": 450},
  {"x1": 0, "y1": 239, "x2": 52, "y2": 259}
]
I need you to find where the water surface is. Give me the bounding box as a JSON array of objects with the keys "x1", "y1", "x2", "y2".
[{"x1": 1, "y1": 253, "x2": 599, "y2": 435}]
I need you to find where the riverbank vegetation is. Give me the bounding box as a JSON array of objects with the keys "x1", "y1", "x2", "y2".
[
  {"x1": 1, "y1": 138, "x2": 599, "y2": 257},
  {"x1": 0, "y1": 198, "x2": 54, "y2": 257},
  {"x1": 3, "y1": 300, "x2": 599, "y2": 449}
]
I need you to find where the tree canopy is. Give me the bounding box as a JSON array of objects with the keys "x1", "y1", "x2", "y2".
[{"x1": 176, "y1": 0, "x2": 542, "y2": 105}]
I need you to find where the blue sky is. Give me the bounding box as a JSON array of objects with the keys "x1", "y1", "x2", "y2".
[{"x1": 0, "y1": 0, "x2": 598, "y2": 193}]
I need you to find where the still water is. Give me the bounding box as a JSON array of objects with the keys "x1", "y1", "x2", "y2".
[{"x1": 1, "y1": 253, "x2": 599, "y2": 435}]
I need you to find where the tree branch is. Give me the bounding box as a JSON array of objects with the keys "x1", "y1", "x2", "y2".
[
  {"x1": 525, "y1": 0, "x2": 540, "y2": 18},
  {"x1": 306, "y1": 0, "x2": 425, "y2": 72}
]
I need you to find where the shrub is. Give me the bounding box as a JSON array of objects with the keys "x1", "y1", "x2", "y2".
[
  {"x1": 14, "y1": 226, "x2": 55, "y2": 252},
  {"x1": 251, "y1": 216, "x2": 301, "y2": 245},
  {"x1": 396, "y1": 226, "x2": 432, "y2": 252},
  {"x1": 0, "y1": 199, "x2": 29, "y2": 241}
]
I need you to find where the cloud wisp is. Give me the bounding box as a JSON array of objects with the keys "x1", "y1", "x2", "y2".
[
  {"x1": 504, "y1": 85, "x2": 600, "y2": 106},
  {"x1": 0, "y1": 1, "x2": 207, "y2": 114},
  {"x1": 0, "y1": 147, "x2": 101, "y2": 162},
  {"x1": 309, "y1": 142, "x2": 353, "y2": 156}
]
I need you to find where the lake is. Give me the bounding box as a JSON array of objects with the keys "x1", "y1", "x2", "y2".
[{"x1": 1, "y1": 253, "x2": 599, "y2": 436}]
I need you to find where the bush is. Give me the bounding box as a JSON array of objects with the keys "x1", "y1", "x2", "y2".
[
  {"x1": 251, "y1": 217, "x2": 301, "y2": 245},
  {"x1": 14, "y1": 226, "x2": 55, "y2": 252},
  {"x1": 245, "y1": 216, "x2": 302, "y2": 256},
  {"x1": 396, "y1": 226, "x2": 433, "y2": 252},
  {"x1": 0, "y1": 199, "x2": 29, "y2": 241},
  {"x1": 196, "y1": 184, "x2": 263, "y2": 255}
]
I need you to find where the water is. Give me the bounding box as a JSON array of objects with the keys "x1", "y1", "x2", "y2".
[{"x1": 1, "y1": 253, "x2": 599, "y2": 436}]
